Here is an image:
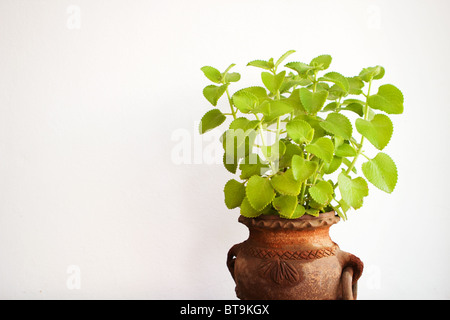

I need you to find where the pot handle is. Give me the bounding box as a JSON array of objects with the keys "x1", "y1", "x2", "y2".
[
  {"x1": 340, "y1": 252, "x2": 364, "y2": 300},
  {"x1": 226, "y1": 243, "x2": 242, "y2": 281}
]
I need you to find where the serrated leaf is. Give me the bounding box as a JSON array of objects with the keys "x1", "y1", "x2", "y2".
[
  {"x1": 223, "y1": 72, "x2": 241, "y2": 83},
  {"x1": 309, "y1": 181, "x2": 334, "y2": 205},
  {"x1": 232, "y1": 90, "x2": 259, "y2": 113},
  {"x1": 335, "y1": 143, "x2": 356, "y2": 157},
  {"x1": 362, "y1": 152, "x2": 398, "y2": 193},
  {"x1": 347, "y1": 76, "x2": 364, "y2": 95},
  {"x1": 341, "y1": 102, "x2": 364, "y2": 117},
  {"x1": 286, "y1": 119, "x2": 314, "y2": 144},
  {"x1": 199, "y1": 109, "x2": 226, "y2": 134},
  {"x1": 318, "y1": 72, "x2": 349, "y2": 93},
  {"x1": 246, "y1": 175, "x2": 275, "y2": 211},
  {"x1": 310, "y1": 55, "x2": 332, "y2": 70},
  {"x1": 247, "y1": 60, "x2": 273, "y2": 70},
  {"x1": 223, "y1": 152, "x2": 238, "y2": 174},
  {"x1": 279, "y1": 143, "x2": 303, "y2": 169},
  {"x1": 203, "y1": 84, "x2": 228, "y2": 106},
  {"x1": 323, "y1": 156, "x2": 343, "y2": 174},
  {"x1": 355, "y1": 114, "x2": 393, "y2": 150},
  {"x1": 224, "y1": 179, "x2": 246, "y2": 209},
  {"x1": 359, "y1": 66, "x2": 385, "y2": 82},
  {"x1": 200, "y1": 66, "x2": 222, "y2": 83},
  {"x1": 272, "y1": 195, "x2": 298, "y2": 219},
  {"x1": 304, "y1": 137, "x2": 334, "y2": 163},
  {"x1": 261, "y1": 100, "x2": 294, "y2": 123},
  {"x1": 338, "y1": 172, "x2": 369, "y2": 209},
  {"x1": 305, "y1": 208, "x2": 320, "y2": 217},
  {"x1": 291, "y1": 155, "x2": 318, "y2": 182},
  {"x1": 322, "y1": 102, "x2": 338, "y2": 112},
  {"x1": 240, "y1": 196, "x2": 263, "y2": 218},
  {"x1": 239, "y1": 154, "x2": 270, "y2": 179},
  {"x1": 319, "y1": 112, "x2": 352, "y2": 140},
  {"x1": 367, "y1": 84, "x2": 404, "y2": 114},
  {"x1": 285, "y1": 61, "x2": 315, "y2": 77},
  {"x1": 241, "y1": 86, "x2": 269, "y2": 104},
  {"x1": 275, "y1": 50, "x2": 296, "y2": 68},
  {"x1": 270, "y1": 169, "x2": 302, "y2": 196},
  {"x1": 283, "y1": 89, "x2": 306, "y2": 113},
  {"x1": 261, "y1": 71, "x2": 286, "y2": 93},
  {"x1": 222, "y1": 126, "x2": 257, "y2": 167},
  {"x1": 299, "y1": 88, "x2": 329, "y2": 114},
  {"x1": 261, "y1": 140, "x2": 286, "y2": 162}
]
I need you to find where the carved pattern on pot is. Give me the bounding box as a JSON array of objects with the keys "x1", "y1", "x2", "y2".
[
  {"x1": 258, "y1": 258, "x2": 300, "y2": 285},
  {"x1": 246, "y1": 245, "x2": 338, "y2": 260}
]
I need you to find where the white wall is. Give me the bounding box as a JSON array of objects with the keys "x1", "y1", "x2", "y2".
[{"x1": 0, "y1": 0, "x2": 449, "y2": 299}]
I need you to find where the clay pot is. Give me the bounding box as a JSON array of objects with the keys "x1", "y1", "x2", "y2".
[{"x1": 227, "y1": 211, "x2": 363, "y2": 300}]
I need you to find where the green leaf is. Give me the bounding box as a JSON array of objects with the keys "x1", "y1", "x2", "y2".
[
  {"x1": 319, "y1": 112, "x2": 352, "y2": 140},
  {"x1": 200, "y1": 66, "x2": 222, "y2": 83},
  {"x1": 285, "y1": 61, "x2": 315, "y2": 76},
  {"x1": 203, "y1": 84, "x2": 228, "y2": 106},
  {"x1": 275, "y1": 50, "x2": 296, "y2": 69},
  {"x1": 239, "y1": 154, "x2": 270, "y2": 179},
  {"x1": 299, "y1": 88, "x2": 329, "y2": 114},
  {"x1": 291, "y1": 155, "x2": 318, "y2": 182},
  {"x1": 359, "y1": 66, "x2": 385, "y2": 82},
  {"x1": 270, "y1": 169, "x2": 302, "y2": 196},
  {"x1": 261, "y1": 140, "x2": 286, "y2": 162},
  {"x1": 309, "y1": 181, "x2": 334, "y2": 205},
  {"x1": 310, "y1": 55, "x2": 332, "y2": 70},
  {"x1": 272, "y1": 195, "x2": 298, "y2": 219},
  {"x1": 223, "y1": 152, "x2": 238, "y2": 174},
  {"x1": 279, "y1": 143, "x2": 303, "y2": 169},
  {"x1": 261, "y1": 71, "x2": 286, "y2": 93},
  {"x1": 318, "y1": 72, "x2": 349, "y2": 93},
  {"x1": 304, "y1": 137, "x2": 334, "y2": 163},
  {"x1": 367, "y1": 84, "x2": 404, "y2": 114},
  {"x1": 260, "y1": 100, "x2": 294, "y2": 122},
  {"x1": 335, "y1": 143, "x2": 357, "y2": 157},
  {"x1": 338, "y1": 172, "x2": 369, "y2": 209},
  {"x1": 347, "y1": 76, "x2": 364, "y2": 95},
  {"x1": 323, "y1": 156, "x2": 342, "y2": 174},
  {"x1": 247, "y1": 60, "x2": 274, "y2": 70},
  {"x1": 199, "y1": 109, "x2": 226, "y2": 134},
  {"x1": 240, "y1": 196, "x2": 263, "y2": 218},
  {"x1": 286, "y1": 119, "x2": 314, "y2": 144},
  {"x1": 223, "y1": 72, "x2": 241, "y2": 83},
  {"x1": 362, "y1": 152, "x2": 398, "y2": 193},
  {"x1": 241, "y1": 86, "x2": 269, "y2": 104},
  {"x1": 232, "y1": 90, "x2": 259, "y2": 113},
  {"x1": 224, "y1": 179, "x2": 246, "y2": 209},
  {"x1": 246, "y1": 175, "x2": 275, "y2": 211},
  {"x1": 341, "y1": 102, "x2": 364, "y2": 117},
  {"x1": 355, "y1": 114, "x2": 393, "y2": 150},
  {"x1": 305, "y1": 208, "x2": 320, "y2": 217},
  {"x1": 283, "y1": 89, "x2": 306, "y2": 113}
]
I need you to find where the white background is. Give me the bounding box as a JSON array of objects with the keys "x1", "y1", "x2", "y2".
[{"x1": 0, "y1": 0, "x2": 449, "y2": 299}]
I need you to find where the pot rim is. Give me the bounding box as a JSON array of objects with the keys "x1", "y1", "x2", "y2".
[{"x1": 238, "y1": 211, "x2": 340, "y2": 231}]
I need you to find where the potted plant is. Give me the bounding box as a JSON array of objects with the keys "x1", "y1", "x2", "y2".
[{"x1": 199, "y1": 50, "x2": 403, "y2": 300}]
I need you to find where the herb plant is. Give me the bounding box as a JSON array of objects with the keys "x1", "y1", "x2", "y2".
[{"x1": 199, "y1": 50, "x2": 403, "y2": 220}]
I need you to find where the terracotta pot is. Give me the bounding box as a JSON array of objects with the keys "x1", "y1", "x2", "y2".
[{"x1": 227, "y1": 211, "x2": 363, "y2": 300}]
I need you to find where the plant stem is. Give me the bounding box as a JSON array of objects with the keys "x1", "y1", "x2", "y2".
[
  {"x1": 346, "y1": 79, "x2": 372, "y2": 174},
  {"x1": 299, "y1": 152, "x2": 310, "y2": 206},
  {"x1": 255, "y1": 114, "x2": 276, "y2": 174},
  {"x1": 225, "y1": 88, "x2": 237, "y2": 120}
]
